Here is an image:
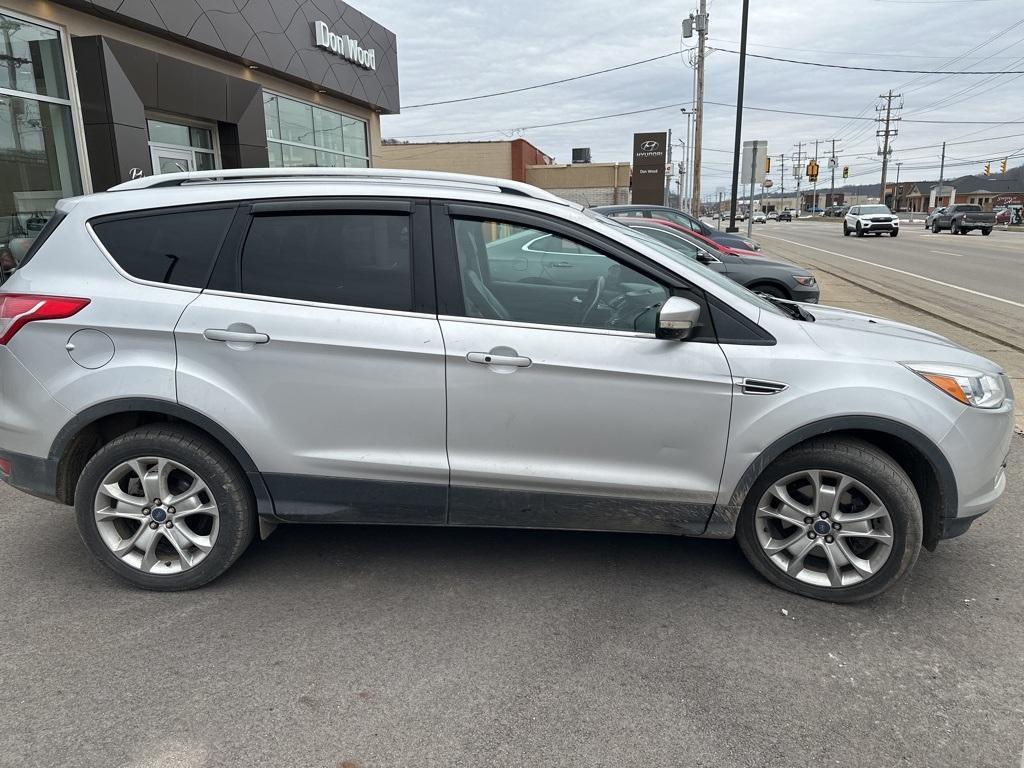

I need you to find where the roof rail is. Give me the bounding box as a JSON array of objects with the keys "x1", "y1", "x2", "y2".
[{"x1": 108, "y1": 167, "x2": 576, "y2": 207}]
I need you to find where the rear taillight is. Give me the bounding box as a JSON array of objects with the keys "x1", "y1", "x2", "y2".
[{"x1": 0, "y1": 294, "x2": 90, "y2": 345}]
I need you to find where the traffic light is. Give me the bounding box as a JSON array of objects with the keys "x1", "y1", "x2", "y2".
[
  {"x1": 984, "y1": 162, "x2": 991, "y2": 176},
  {"x1": 806, "y1": 160, "x2": 819, "y2": 183},
  {"x1": 766, "y1": 156, "x2": 771, "y2": 174},
  {"x1": 843, "y1": 166, "x2": 849, "y2": 179},
  {"x1": 1001, "y1": 158, "x2": 1008, "y2": 174}
]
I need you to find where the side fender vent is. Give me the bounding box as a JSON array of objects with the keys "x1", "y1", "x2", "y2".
[{"x1": 738, "y1": 378, "x2": 788, "y2": 395}]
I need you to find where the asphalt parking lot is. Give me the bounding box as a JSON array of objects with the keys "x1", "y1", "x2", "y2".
[{"x1": 1, "y1": 439, "x2": 1021, "y2": 768}]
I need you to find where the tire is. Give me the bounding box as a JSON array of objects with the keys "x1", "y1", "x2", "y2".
[
  {"x1": 856, "y1": 223, "x2": 864, "y2": 237},
  {"x1": 750, "y1": 283, "x2": 789, "y2": 299},
  {"x1": 951, "y1": 220, "x2": 960, "y2": 235},
  {"x1": 75, "y1": 425, "x2": 256, "y2": 590},
  {"x1": 890, "y1": 230, "x2": 899, "y2": 237},
  {"x1": 982, "y1": 228, "x2": 992, "y2": 236},
  {"x1": 932, "y1": 221, "x2": 940, "y2": 233},
  {"x1": 843, "y1": 224, "x2": 850, "y2": 236},
  {"x1": 735, "y1": 437, "x2": 922, "y2": 603}
]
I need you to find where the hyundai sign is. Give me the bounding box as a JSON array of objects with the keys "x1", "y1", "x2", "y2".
[{"x1": 632, "y1": 132, "x2": 669, "y2": 205}]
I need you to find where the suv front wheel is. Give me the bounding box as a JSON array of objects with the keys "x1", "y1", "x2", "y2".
[
  {"x1": 75, "y1": 425, "x2": 256, "y2": 590},
  {"x1": 736, "y1": 437, "x2": 922, "y2": 602}
]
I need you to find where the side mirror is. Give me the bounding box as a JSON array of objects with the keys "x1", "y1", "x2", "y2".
[
  {"x1": 695, "y1": 251, "x2": 714, "y2": 264},
  {"x1": 656, "y1": 296, "x2": 701, "y2": 340}
]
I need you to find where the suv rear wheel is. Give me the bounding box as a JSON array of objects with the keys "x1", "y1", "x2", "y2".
[
  {"x1": 736, "y1": 437, "x2": 922, "y2": 602},
  {"x1": 75, "y1": 425, "x2": 256, "y2": 590}
]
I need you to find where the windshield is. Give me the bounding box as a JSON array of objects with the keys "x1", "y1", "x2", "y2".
[
  {"x1": 859, "y1": 205, "x2": 892, "y2": 215},
  {"x1": 585, "y1": 210, "x2": 787, "y2": 317}
]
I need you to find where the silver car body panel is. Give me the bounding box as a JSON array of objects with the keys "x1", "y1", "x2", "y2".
[{"x1": 0, "y1": 172, "x2": 1012, "y2": 541}]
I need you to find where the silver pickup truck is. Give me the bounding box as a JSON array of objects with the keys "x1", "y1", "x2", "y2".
[{"x1": 930, "y1": 204, "x2": 996, "y2": 236}]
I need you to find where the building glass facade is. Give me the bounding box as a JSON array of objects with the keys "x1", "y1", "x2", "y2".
[
  {"x1": 0, "y1": 10, "x2": 83, "y2": 267},
  {"x1": 264, "y1": 92, "x2": 369, "y2": 169}
]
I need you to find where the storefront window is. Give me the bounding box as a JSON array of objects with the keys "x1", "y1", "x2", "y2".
[
  {"x1": 0, "y1": 11, "x2": 83, "y2": 281},
  {"x1": 264, "y1": 92, "x2": 369, "y2": 169}
]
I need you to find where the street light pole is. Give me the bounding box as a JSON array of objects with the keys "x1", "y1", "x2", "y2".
[{"x1": 726, "y1": 0, "x2": 750, "y2": 233}]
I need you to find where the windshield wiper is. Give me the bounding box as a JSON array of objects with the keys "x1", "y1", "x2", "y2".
[{"x1": 757, "y1": 293, "x2": 815, "y2": 321}]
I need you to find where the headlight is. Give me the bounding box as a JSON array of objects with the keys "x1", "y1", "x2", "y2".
[
  {"x1": 792, "y1": 275, "x2": 816, "y2": 286},
  {"x1": 903, "y1": 362, "x2": 1007, "y2": 409}
]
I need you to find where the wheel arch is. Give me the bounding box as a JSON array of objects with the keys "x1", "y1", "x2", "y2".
[
  {"x1": 710, "y1": 416, "x2": 957, "y2": 550},
  {"x1": 49, "y1": 398, "x2": 276, "y2": 527},
  {"x1": 744, "y1": 278, "x2": 792, "y2": 298}
]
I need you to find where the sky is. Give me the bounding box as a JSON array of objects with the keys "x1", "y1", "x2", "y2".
[{"x1": 367, "y1": 0, "x2": 1024, "y2": 199}]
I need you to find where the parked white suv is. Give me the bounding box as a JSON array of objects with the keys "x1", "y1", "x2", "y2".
[
  {"x1": 0, "y1": 169, "x2": 1012, "y2": 601},
  {"x1": 844, "y1": 205, "x2": 900, "y2": 237}
]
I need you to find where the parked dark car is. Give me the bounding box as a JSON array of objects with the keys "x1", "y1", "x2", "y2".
[
  {"x1": 592, "y1": 204, "x2": 761, "y2": 252},
  {"x1": 930, "y1": 204, "x2": 995, "y2": 235},
  {"x1": 617, "y1": 218, "x2": 819, "y2": 303},
  {"x1": 777, "y1": 210, "x2": 793, "y2": 222}
]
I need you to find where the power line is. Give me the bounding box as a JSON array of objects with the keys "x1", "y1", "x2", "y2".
[
  {"x1": 401, "y1": 51, "x2": 683, "y2": 109},
  {"x1": 706, "y1": 37, "x2": 1023, "y2": 60},
  {"x1": 388, "y1": 100, "x2": 1020, "y2": 142},
  {"x1": 711, "y1": 46, "x2": 1024, "y2": 74}
]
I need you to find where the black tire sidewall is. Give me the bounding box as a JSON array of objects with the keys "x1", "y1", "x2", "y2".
[
  {"x1": 75, "y1": 426, "x2": 255, "y2": 590},
  {"x1": 736, "y1": 440, "x2": 922, "y2": 603}
]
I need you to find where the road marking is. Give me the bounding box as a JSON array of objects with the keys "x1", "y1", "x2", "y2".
[
  {"x1": 758, "y1": 234, "x2": 1024, "y2": 309},
  {"x1": 930, "y1": 250, "x2": 968, "y2": 258}
]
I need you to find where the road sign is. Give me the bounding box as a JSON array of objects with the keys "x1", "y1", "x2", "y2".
[
  {"x1": 741, "y1": 140, "x2": 769, "y2": 185},
  {"x1": 763, "y1": 179, "x2": 774, "y2": 188}
]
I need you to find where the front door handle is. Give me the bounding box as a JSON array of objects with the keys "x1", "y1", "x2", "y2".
[
  {"x1": 203, "y1": 328, "x2": 270, "y2": 344},
  {"x1": 548, "y1": 261, "x2": 575, "y2": 268},
  {"x1": 467, "y1": 351, "x2": 532, "y2": 368}
]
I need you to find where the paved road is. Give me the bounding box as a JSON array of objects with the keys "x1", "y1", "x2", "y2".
[
  {"x1": 2, "y1": 443, "x2": 1022, "y2": 768},
  {"x1": 750, "y1": 221, "x2": 1024, "y2": 347}
]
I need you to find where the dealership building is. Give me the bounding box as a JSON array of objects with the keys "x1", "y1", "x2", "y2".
[{"x1": 0, "y1": 0, "x2": 398, "y2": 246}]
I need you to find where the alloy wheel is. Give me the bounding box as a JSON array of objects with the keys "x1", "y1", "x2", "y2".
[
  {"x1": 754, "y1": 469, "x2": 894, "y2": 588},
  {"x1": 93, "y1": 457, "x2": 219, "y2": 574}
]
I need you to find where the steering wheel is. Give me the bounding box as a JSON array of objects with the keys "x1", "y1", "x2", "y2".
[{"x1": 578, "y1": 276, "x2": 605, "y2": 325}]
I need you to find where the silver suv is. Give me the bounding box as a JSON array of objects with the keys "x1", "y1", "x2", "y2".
[{"x1": 0, "y1": 169, "x2": 1013, "y2": 601}]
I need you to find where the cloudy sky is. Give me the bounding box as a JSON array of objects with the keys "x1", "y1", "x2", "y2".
[{"x1": 367, "y1": 0, "x2": 1024, "y2": 197}]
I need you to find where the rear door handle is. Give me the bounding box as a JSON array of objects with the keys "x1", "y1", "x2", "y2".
[
  {"x1": 548, "y1": 261, "x2": 575, "y2": 268},
  {"x1": 203, "y1": 329, "x2": 270, "y2": 344},
  {"x1": 467, "y1": 352, "x2": 532, "y2": 368}
]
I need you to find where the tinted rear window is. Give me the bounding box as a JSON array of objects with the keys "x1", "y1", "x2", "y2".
[
  {"x1": 92, "y1": 207, "x2": 235, "y2": 288},
  {"x1": 239, "y1": 212, "x2": 412, "y2": 311},
  {"x1": 957, "y1": 205, "x2": 982, "y2": 212}
]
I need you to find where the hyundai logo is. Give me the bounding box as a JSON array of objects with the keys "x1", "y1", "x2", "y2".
[{"x1": 640, "y1": 141, "x2": 660, "y2": 152}]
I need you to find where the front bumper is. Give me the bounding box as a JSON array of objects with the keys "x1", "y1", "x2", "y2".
[
  {"x1": 861, "y1": 220, "x2": 898, "y2": 231},
  {"x1": 937, "y1": 396, "x2": 1014, "y2": 536},
  {"x1": 792, "y1": 285, "x2": 821, "y2": 304}
]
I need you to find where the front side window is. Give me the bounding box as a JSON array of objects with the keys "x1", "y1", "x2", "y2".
[
  {"x1": 240, "y1": 212, "x2": 411, "y2": 311},
  {"x1": 92, "y1": 208, "x2": 234, "y2": 288},
  {"x1": 452, "y1": 217, "x2": 667, "y2": 333},
  {"x1": 264, "y1": 93, "x2": 369, "y2": 169},
  {"x1": 0, "y1": 11, "x2": 83, "y2": 284}
]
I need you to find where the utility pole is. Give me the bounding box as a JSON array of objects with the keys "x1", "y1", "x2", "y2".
[
  {"x1": 877, "y1": 89, "x2": 902, "y2": 206},
  {"x1": 894, "y1": 161, "x2": 903, "y2": 212},
  {"x1": 665, "y1": 128, "x2": 673, "y2": 207},
  {"x1": 726, "y1": 0, "x2": 750, "y2": 232},
  {"x1": 690, "y1": 0, "x2": 708, "y2": 218},
  {"x1": 717, "y1": 190, "x2": 723, "y2": 230},
  {"x1": 793, "y1": 142, "x2": 805, "y2": 215},
  {"x1": 778, "y1": 153, "x2": 785, "y2": 212},
  {"x1": 937, "y1": 140, "x2": 946, "y2": 208},
  {"x1": 811, "y1": 139, "x2": 821, "y2": 212},
  {"x1": 828, "y1": 139, "x2": 840, "y2": 209}
]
